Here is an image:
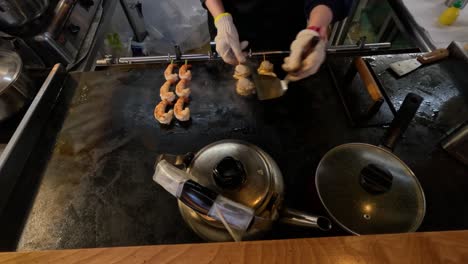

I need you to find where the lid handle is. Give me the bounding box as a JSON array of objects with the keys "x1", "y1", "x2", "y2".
[
  {"x1": 360, "y1": 164, "x2": 393, "y2": 194},
  {"x1": 382, "y1": 93, "x2": 423, "y2": 150},
  {"x1": 212, "y1": 157, "x2": 246, "y2": 189}
]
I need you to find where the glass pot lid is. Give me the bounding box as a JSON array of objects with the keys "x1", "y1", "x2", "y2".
[{"x1": 315, "y1": 143, "x2": 425, "y2": 235}]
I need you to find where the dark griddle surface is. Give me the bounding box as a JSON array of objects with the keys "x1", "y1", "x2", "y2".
[
  {"x1": 3, "y1": 55, "x2": 468, "y2": 251},
  {"x1": 13, "y1": 60, "x2": 355, "y2": 250}
]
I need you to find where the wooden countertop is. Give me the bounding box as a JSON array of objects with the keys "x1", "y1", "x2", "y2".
[{"x1": 1, "y1": 231, "x2": 468, "y2": 263}]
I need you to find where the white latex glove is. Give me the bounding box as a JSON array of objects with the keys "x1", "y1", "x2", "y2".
[
  {"x1": 282, "y1": 29, "x2": 327, "y2": 81},
  {"x1": 214, "y1": 14, "x2": 248, "y2": 65}
]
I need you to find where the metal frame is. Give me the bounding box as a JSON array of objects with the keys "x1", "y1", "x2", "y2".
[
  {"x1": 0, "y1": 64, "x2": 66, "y2": 214},
  {"x1": 333, "y1": 0, "x2": 361, "y2": 45},
  {"x1": 387, "y1": 0, "x2": 435, "y2": 51},
  {"x1": 89, "y1": 0, "x2": 437, "y2": 70},
  {"x1": 95, "y1": 42, "x2": 396, "y2": 67},
  {"x1": 329, "y1": 0, "x2": 431, "y2": 52},
  {"x1": 74, "y1": 0, "x2": 120, "y2": 71},
  {"x1": 119, "y1": 0, "x2": 148, "y2": 42},
  {"x1": 377, "y1": 13, "x2": 394, "y2": 42}
]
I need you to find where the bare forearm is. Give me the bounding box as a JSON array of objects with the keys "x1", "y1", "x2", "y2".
[
  {"x1": 308, "y1": 5, "x2": 333, "y2": 28},
  {"x1": 205, "y1": 0, "x2": 225, "y2": 17}
]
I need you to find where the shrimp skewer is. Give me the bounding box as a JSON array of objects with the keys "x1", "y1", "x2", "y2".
[
  {"x1": 164, "y1": 62, "x2": 179, "y2": 83},
  {"x1": 174, "y1": 97, "x2": 190, "y2": 121},
  {"x1": 233, "y1": 64, "x2": 251, "y2": 80},
  {"x1": 179, "y1": 61, "x2": 192, "y2": 80},
  {"x1": 257, "y1": 60, "x2": 277, "y2": 77},
  {"x1": 154, "y1": 100, "x2": 174, "y2": 124},
  {"x1": 236, "y1": 77, "x2": 255, "y2": 96},
  {"x1": 160, "y1": 80, "x2": 176, "y2": 102},
  {"x1": 176, "y1": 79, "x2": 191, "y2": 98}
]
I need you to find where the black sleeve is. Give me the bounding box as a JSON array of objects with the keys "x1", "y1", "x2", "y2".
[
  {"x1": 200, "y1": 0, "x2": 207, "y2": 9},
  {"x1": 305, "y1": 0, "x2": 354, "y2": 22}
]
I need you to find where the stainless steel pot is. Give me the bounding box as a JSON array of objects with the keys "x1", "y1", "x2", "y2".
[
  {"x1": 0, "y1": 0, "x2": 49, "y2": 29},
  {"x1": 153, "y1": 140, "x2": 331, "y2": 242},
  {"x1": 0, "y1": 49, "x2": 35, "y2": 121}
]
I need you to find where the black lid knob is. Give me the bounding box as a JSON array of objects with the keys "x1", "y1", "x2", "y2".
[
  {"x1": 213, "y1": 157, "x2": 246, "y2": 189},
  {"x1": 360, "y1": 164, "x2": 393, "y2": 194}
]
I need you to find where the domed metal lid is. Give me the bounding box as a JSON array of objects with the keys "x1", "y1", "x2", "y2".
[
  {"x1": 187, "y1": 140, "x2": 283, "y2": 211},
  {"x1": 0, "y1": 50, "x2": 22, "y2": 93}
]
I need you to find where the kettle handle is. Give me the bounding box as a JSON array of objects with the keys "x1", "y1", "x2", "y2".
[
  {"x1": 279, "y1": 208, "x2": 332, "y2": 231},
  {"x1": 155, "y1": 153, "x2": 194, "y2": 170},
  {"x1": 154, "y1": 160, "x2": 255, "y2": 233}
]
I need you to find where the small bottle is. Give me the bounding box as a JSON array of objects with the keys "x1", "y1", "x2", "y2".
[{"x1": 439, "y1": 0, "x2": 462, "y2": 25}]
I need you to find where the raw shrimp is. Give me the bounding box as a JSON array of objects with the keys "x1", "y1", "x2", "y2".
[
  {"x1": 176, "y1": 79, "x2": 191, "y2": 98},
  {"x1": 179, "y1": 64, "x2": 192, "y2": 80},
  {"x1": 164, "y1": 63, "x2": 179, "y2": 83},
  {"x1": 174, "y1": 97, "x2": 190, "y2": 121},
  {"x1": 257, "y1": 60, "x2": 276, "y2": 77},
  {"x1": 233, "y1": 64, "x2": 251, "y2": 80},
  {"x1": 154, "y1": 100, "x2": 174, "y2": 124},
  {"x1": 160, "y1": 80, "x2": 176, "y2": 102},
  {"x1": 236, "y1": 77, "x2": 255, "y2": 96}
]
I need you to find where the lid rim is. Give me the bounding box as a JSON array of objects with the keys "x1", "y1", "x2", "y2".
[{"x1": 315, "y1": 142, "x2": 426, "y2": 235}]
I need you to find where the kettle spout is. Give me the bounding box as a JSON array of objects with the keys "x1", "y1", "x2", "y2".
[{"x1": 279, "y1": 208, "x2": 332, "y2": 231}]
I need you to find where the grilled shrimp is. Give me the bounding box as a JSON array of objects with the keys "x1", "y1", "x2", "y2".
[
  {"x1": 236, "y1": 77, "x2": 255, "y2": 96},
  {"x1": 179, "y1": 64, "x2": 192, "y2": 80},
  {"x1": 160, "y1": 80, "x2": 176, "y2": 102},
  {"x1": 174, "y1": 97, "x2": 190, "y2": 121},
  {"x1": 154, "y1": 100, "x2": 174, "y2": 124},
  {"x1": 233, "y1": 64, "x2": 251, "y2": 80},
  {"x1": 257, "y1": 60, "x2": 276, "y2": 77},
  {"x1": 164, "y1": 63, "x2": 179, "y2": 83},
  {"x1": 175, "y1": 79, "x2": 191, "y2": 98}
]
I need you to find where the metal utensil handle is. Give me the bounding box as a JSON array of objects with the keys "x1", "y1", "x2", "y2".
[
  {"x1": 355, "y1": 57, "x2": 383, "y2": 103},
  {"x1": 382, "y1": 93, "x2": 423, "y2": 150},
  {"x1": 279, "y1": 208, "x2": 332, "y2": 231},
  {"x1": 417, "y1": 49, "x2": 449, "y2": 65}
]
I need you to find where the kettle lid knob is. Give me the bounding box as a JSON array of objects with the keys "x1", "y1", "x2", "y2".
[{"x1": 212, "y1": 157, "x2": 246, "y2": 189}]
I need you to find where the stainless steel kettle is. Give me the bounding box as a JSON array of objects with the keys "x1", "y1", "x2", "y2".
[{"x1": 153, "y1": 140, "x2": 331, "y2": 242}]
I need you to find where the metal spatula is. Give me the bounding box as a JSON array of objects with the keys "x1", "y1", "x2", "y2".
[
  {"x1": 389, "y1": 48, "x2": 449, "y2": 76},
  {"x1": 253, "y1": 36, "x2": 320, "y2": 100},
  {"x1": 252, "y1": 74, "x2": 289, "y2": 100}
]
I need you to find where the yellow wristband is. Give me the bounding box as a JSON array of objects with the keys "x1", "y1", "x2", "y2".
[{"x1": 214, "y1": 12, "x2": 231, "y2": 24}]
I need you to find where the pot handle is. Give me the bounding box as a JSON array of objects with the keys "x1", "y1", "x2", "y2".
[
  {"x1": 279, "y1": 208, "x2": 332, "y2": 231},
  {"x1": 382, "y1": 93, "x2": 423, "y2": 151}
]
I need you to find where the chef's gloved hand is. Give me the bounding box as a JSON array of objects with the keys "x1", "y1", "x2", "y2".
[
  {"x1": 282, "y1": 28, "x2": 327, "y2": 82},
  {"x1": 214, "y1": 13, "x2": 248, "y2": 65}
]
